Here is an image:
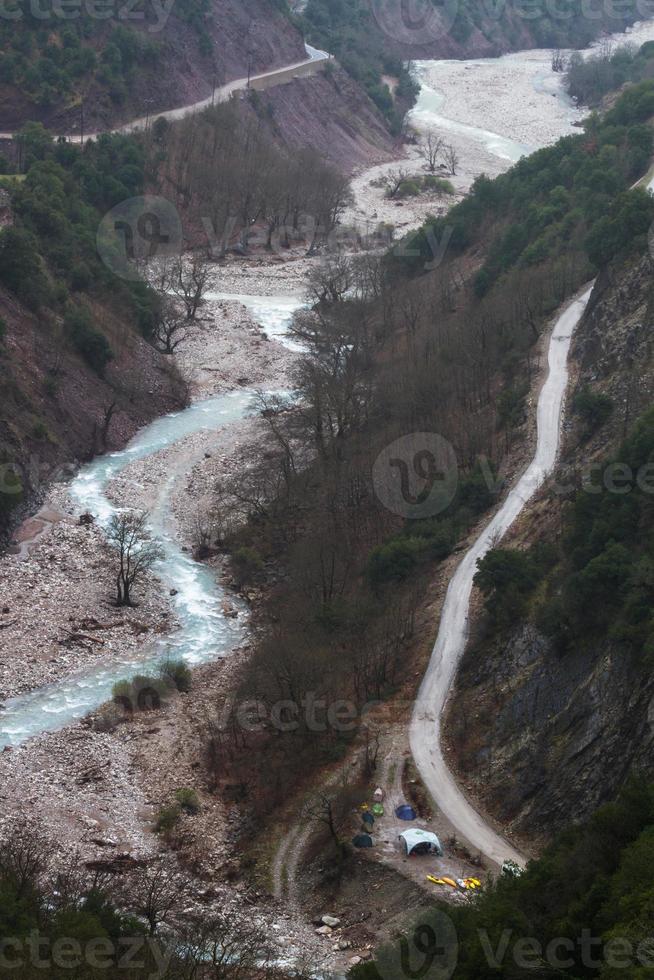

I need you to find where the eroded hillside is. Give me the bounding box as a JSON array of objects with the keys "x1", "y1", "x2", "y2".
[{"x1": 445, "y1": 251, "x2": 654, "y2": 843}]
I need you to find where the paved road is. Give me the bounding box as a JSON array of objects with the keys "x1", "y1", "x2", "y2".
[
  {"x1": 0, "y1": 44, "x2": 329, "y2": 141},
  {"x1": 409, "y1": 286, "x2": 593, "y2": 870}
]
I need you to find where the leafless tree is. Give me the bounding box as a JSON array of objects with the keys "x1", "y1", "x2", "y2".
[
  {"x1": 304, "y1": 779, "x2": 364, "y2": 867},
  {"x1": 179, "y1": 910, "x2": 276, "y2": 978},
  {"x1": 419, "y1": 131, "x2": 444, "y2": 172},
  {"x1": 0, "y1": 824, "x2": 50, "y2": 899},
  {"x1": 153, "y1": 297, "x2": 187, "y2": 354},
  {"x1": 363, "y1": 725, "x2": 381, "y2": 776},
  {"x1": 127, "y1": 864, "x2": 188, "y2": 937},
  {"x1": 381, "y1": 167, "x2": 411, "y2": 199},
  {"x1": 100, "y1": 399, "x2": 116, "y2": 450},
  {"x1": 443, "y1": 143, "x2": 459, "y2": 176},
  {"x1": 305, "y1": 254, "x2": 354, "y2": 306},
  {"x1": 169, "y1": 254, "x2": 212, "y2": 320},
  {"x1": 192, "y1": 507, "x2": 212, "y2": 559},
  {"x1": 106, "y1": 511, "x2": 163, "y2": 607},
  {"x1": 551, "y1": 49, "x2": 565, "y2": 72}
]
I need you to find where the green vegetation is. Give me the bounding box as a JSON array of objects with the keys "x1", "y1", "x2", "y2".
[
  {"x1": 0, "y1": 126, "x2": 160, "y2": 344},
  {"x1": 389, "y1": 174, "x2": 455, "y2": 199},
  {"x1": 155, "y1": 789, "x2": 200, "y2": 835},
  {"x1": 474, "y1": 545, "x2": 552, "y2": 630},
  {"x1": 231, "y1": 545, "x2": 264, "y2": 585},
  {"x1": 574, "y1": 385, "x2": 614, "y2": 438},
  {"x1": 174, "y1": 788, "x2": 201, "y2": 814},
  {"x1": 65, "y1": 307, "x2": 113, "y2": 377},
  {"x1": 0, "y1": 7, "x2": 217, "y2": 110},
  {"x1": 367, "y1": 466, "x2": 498, "y2": 588},
  {"x1": 154, "y1": 804, "x2": 181, "y2": 834},
  {"x1": 567, "y1": 40, "x2": 654, "y2": 106},
  {"x1": 397, "y1": 81, "x2": 654, "y2": 292},
  {"x1": 540, "y1": 407, "x2": 654, "y2": 657},
  {"x1": 0, "y1": 834, "x2": 163, "y2": 976},
  {"x1": 299, "y1": 0, "x2": 419, "y2": 133},
  {"x1": 0, "y1": 226, "x2": 49, "y2": 311},
  {"x1": 111, "y1": 674, "x2": 168, "y2": 712},
  {"x1": 352, "y1": 780, "x2": 654, "y2": 979},
  {"x1": 476, "y1": 407, "x2": 654, "y2": 660},
  {"x1": 159, "y1": 658, "x2": 192, "y2": 693},
  {"x1": 0, "y1": 454, "x2": 23, "y2": 525}
]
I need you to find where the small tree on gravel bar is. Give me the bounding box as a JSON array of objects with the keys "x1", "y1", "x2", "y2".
[
  {"x1": 170, "y1": 254, "x2": 212, "y2": 320},
  {"x1": 419, "y1": 131, "x2": 444, "y2": 173},
  {"x1": 107, "y1": 511, "x2": 163, "y2": 607}
]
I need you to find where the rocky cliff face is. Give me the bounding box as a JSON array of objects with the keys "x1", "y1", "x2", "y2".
[
  {"x1": 251, "y1": 66, "x2": 395, "y2": 170},
  {"x1": 445, "y1": 252, "x2": 654, "y2": 845}
]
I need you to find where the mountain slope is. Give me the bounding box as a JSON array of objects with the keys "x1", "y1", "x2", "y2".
[
  {"x1": 0, "y1": 0, "x2": 305, "y2": 132},
  {"x1": 445, "y1": 251, "x2": 654, "y2": 842}
]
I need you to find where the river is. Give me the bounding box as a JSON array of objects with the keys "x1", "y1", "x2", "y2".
[
  {"x1": 0, "y1": 298, "x2": 303, "y2": 749},
  {"x1": 2, "y1": 16, "x2": 654, "y2": 856}
]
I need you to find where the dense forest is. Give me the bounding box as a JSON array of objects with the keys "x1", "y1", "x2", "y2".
[
  {"x1": 567, "y1": 39, "x2": 654, "y2": 107},
  {"x1": 352, "y1": 780, "x2": 654, "y2": 978},
  {"x1": 0, "y1": 20, "x2": 164, "y2": 108},
  {"x1": 0, "y1": 125, "x2": 166, "y2": 529}
]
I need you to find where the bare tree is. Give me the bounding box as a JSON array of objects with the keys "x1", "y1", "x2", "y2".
[
  {"x1": 363, "y1": 725, "x2": 381, "y2": 776},
  {"x1": 443, "y1": 143, "x2": 459, "y2": 176},
  {"x1": 170, "y1": 254, "x2": 212, "y2": 320},
  {"x1": 153, "y1": 297, "x2": 187, "y2": 354},
  {"x1": 100, "y1": 399, "x2": 116, "y2": 450},
  {"x1": 418, "y1": 131, "x2": 444, "y2": 172},
  {"x1": 0, "y1": 824, "x2": 50, "y2": 899},
  {"x1": 127, "y1": 864, "x2": 188, "y2": 937},
  {"x1": 303, "y1": 780, "x2": 364, "y2": 871},
  {"x1": 180, "y1": 910, "x2": 276, "y2": 978},
  {"x1": 305, "y1": 254, "x2": 354, "y2": 306},
  {"x1": 106, "y1": 511, "x2": 163, "y2": 607},
  {"x1": 551, "y1": 49, "x2": 565, "y2": 72},
  {"x1": 380, "y1": 167, "x2": 410, "y2": 199}
]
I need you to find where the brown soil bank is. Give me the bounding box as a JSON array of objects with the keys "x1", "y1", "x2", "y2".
[{"x1": 0, "y1": 282, "x2": 186, "y2": 544}]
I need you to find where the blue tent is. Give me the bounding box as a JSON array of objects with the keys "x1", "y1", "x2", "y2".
[
  {"x1": 362, "y1": 811, "x2": 375, "y2": 827},
  {"x1": 395, "y1": 804, "x2": 417, "y2": 821},
  {"x1": 352, "y1": 833, "x2": 373, "y2": 848}
]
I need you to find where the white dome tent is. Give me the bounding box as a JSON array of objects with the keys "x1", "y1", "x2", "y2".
[{"x1": 399, "y1": 828, "x2": 444, "y2": 857}]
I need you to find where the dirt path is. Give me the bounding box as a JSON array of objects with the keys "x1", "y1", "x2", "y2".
[
  {"x1": 410, "y1": 287, "x2": 594, "y2": 870},
  {"x1": 0, "y1": 48, "x2": 328, "y2": 141}
]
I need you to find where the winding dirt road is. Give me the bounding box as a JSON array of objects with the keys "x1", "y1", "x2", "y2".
[
  {"x1": 0, "y1": 45, "x2": 328, "y2": 141},
  {"x1": 410, "y1": 286, "x2": 593, "y2": 870}
]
